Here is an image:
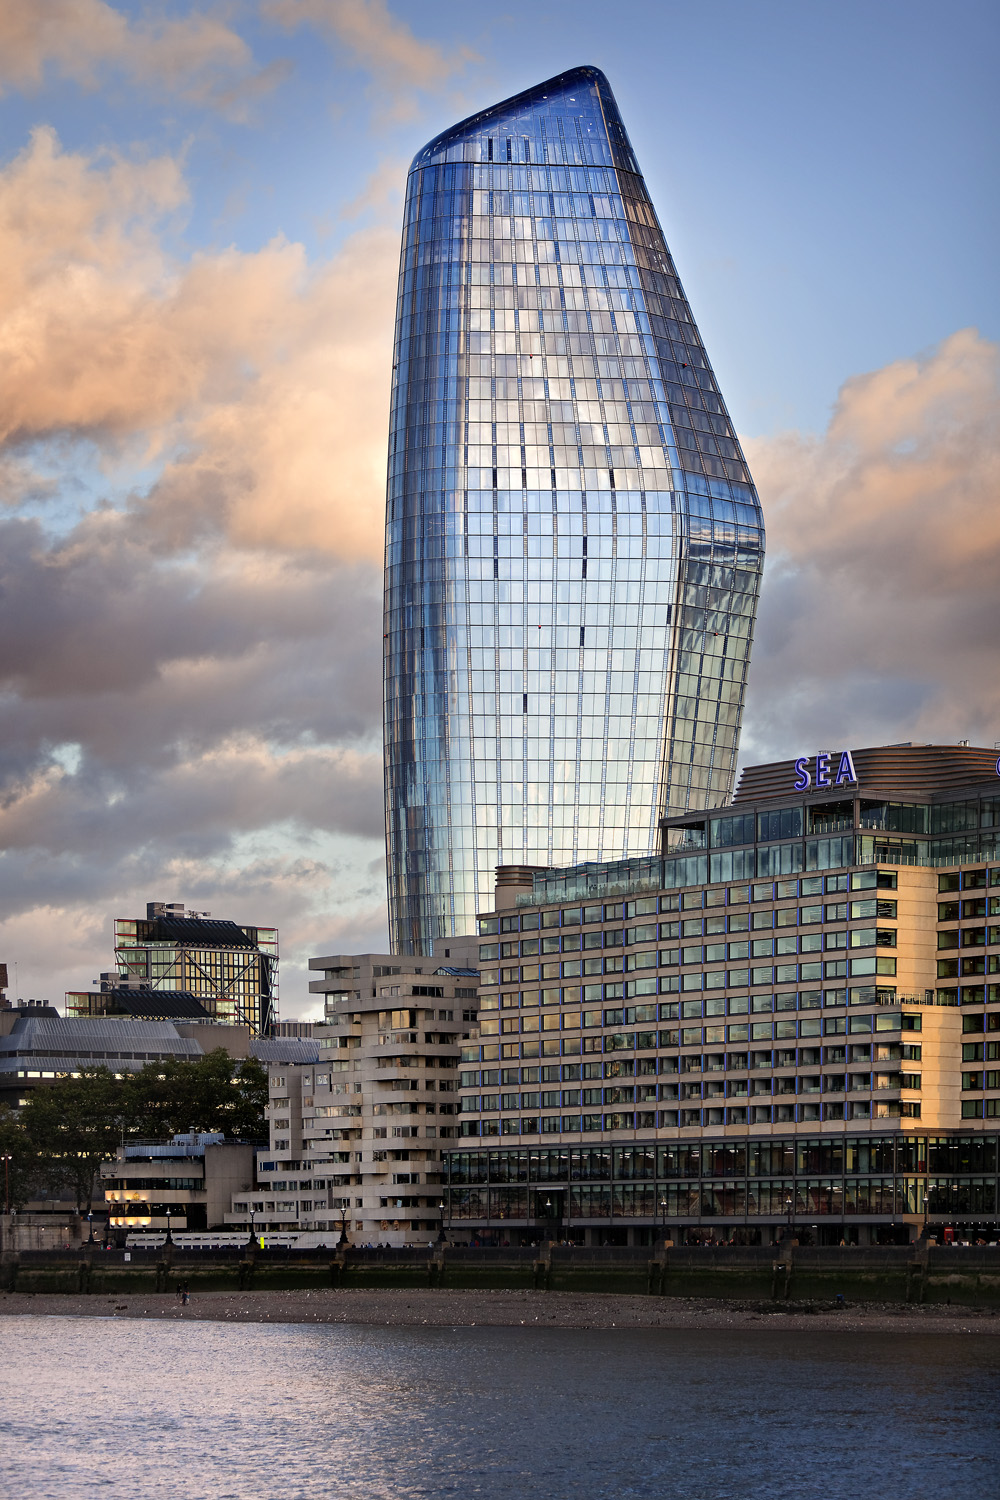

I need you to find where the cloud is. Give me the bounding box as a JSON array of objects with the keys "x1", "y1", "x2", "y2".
[
  {"x1": 0, "y1": 124, "x2": 396, "y2": 1012},
  {"x1": 0, "y1": 127, "x2": 394, "y2": 558},
  {"x1": 0, "y1": 0, "x2": 281, "y2": 113},
  {"x1": 741, "y1": 328, "x2": 1000, "y2": 763},
  {"x1": 262, "y1": 0, "x2": 478, "y2": 118},
  {"x1": 341, "y1": 155, "x2": 406, "y2": 220},
  {"x1": 137, "y1": 221, "x2": 397, "y2": 560}
]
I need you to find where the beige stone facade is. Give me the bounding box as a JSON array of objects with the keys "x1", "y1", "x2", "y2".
[{"x1": 227, "y1": 952, "x2": 478, "y2": 1246}]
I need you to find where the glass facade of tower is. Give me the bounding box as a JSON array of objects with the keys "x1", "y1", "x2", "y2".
[{"x1": 385, "y1": 67, "x2": 765, "y2": 956}]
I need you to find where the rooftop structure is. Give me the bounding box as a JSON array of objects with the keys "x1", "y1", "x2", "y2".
[
  {"x1": 66, "y1": 977, "x2": 214, "y2": 1022},
  {"x1": 64, "y1": 900, "x2": 279, "y2": 1036}
]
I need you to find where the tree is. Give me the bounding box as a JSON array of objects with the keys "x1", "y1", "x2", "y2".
[
  {"x1": 0, "y1": 1105, "x2": 36, "y2": 1212},
  {"x1": 129, "y1": 1050, "x2": 268, "y2": 1141},
  {"x1": 16, "y1": 1051, "x2": 268, "y2": 1214},
  {"x1": 21, "y1": 1070, "x2": 133, "y2": 1214}
]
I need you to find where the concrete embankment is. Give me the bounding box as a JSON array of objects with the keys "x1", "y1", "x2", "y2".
[{"x1": 3, "y1": 1243, "x2": 1000, "y2": 1309}]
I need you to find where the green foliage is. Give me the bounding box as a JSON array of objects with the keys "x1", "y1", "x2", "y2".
[
  {"x1": 128, "y1": 1050, "x2": 268, "y2": 1140},
  {"x1": 20, "y1": 1069, "x2": 130, "y2": 1211},
  {"x1": 10, "y1": 1049, "x2": 268, "y2": 1212},
  {"x1": 0, "y1": 1104, "x2": 37, "y2": 1211}
]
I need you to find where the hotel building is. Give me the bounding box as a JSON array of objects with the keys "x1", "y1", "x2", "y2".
[
  {"x1": 384, "y1": 65, "x2": 765, "y2": 955},
  {"x1": 447, "y1": 744, "x2": 1000, "y2": 1245}
]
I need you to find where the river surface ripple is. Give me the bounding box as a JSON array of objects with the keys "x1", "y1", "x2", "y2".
[{"x1": 0, "y1": 1316, "x2": 997, "y2": 1499}]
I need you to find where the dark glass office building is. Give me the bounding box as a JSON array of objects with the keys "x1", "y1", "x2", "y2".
[{"x1": 384, "y1": 66, "x2": 765, "y2": 955}]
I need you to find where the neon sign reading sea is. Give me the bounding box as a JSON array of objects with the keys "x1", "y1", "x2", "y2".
[{"x1": 793, "y1": 751, "x2": 858, "y2": 791}]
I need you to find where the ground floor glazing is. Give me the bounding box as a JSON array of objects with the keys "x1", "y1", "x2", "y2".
[{"x1": 443, "y1": 1133, "x2": 1000, "y2": 1245}]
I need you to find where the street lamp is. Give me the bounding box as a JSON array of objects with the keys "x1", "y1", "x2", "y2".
[
  {"x1": 659, "y1": 1197, "x2": 668, "y2": 1247},
  {"x1": 247, "y1": 1207, "x2": 257, "y2": 1248},
  {"x1": 1, "y1": 1152, "x2": 11, "y2": 1216},
  {"x1": 785, "y1": 1194, "x2": 794, "y2": 1242},
  {"x1": 87, "y1": 1210, "x2": 95, "y2": 1245},
  {"x1": 164, "y1": 1207, "x2": 173, "y2": 1245},
  {"x1": 436, "y1": 1201, "x2": 446, "y2": 1246},
  {"x1": 337, "y1": 1204, "x2": 350, "y2": 1248}
]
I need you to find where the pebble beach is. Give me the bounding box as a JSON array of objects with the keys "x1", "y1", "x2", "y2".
[{"x1": 2, "y1": 1287, "x2": 997, "y2": 1333}]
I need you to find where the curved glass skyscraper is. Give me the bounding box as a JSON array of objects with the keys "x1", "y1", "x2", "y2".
[{"x1": 384, "y1": 67, "x2": 765, "y2": 955}]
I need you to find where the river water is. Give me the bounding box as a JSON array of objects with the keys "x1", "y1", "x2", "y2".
[{"x1": 0, "y1": 1317, "x2": 997, "y2": 1499}]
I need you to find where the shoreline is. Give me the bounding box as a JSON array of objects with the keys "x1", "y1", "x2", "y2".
[{"x1": 1, "y1": 1287, "x2": 997, "y2": 1333}]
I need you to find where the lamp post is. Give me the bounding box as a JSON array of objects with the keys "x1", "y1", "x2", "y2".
[
  {"x1": 436, "y1": 1200, "x2": 446, "y2": 1247},
  {"x1": 659, "y1": 1196, "x2": 668, "y2": 1248},
  {"x1": 1, "y1": 1152, "x2": 11, "y2": 1216},
  {"x1": 785, "y1": 1194, "x2": 794, "y2": 1243},
  {"x1": 87, "y1": 1210, "x2": 95, "y2": 1245},
  {"x1": 337, "y1": 1204, "x2": 350, "y2": 1248},
  {"x1": 247, "y1": 1207, "x2": 257, "y2": 1249},
  {"x1": 164, "y1": 1207, "x2": 173, "y2": 1245}
]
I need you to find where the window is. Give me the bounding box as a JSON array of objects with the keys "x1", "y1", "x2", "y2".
[{"x1": 378, "y1": 1009, "x2": 417, "y2": 1029}]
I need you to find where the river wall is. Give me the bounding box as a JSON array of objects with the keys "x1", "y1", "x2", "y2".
[{"x1": 3, "y1": 1244, "x2": 1000, "y2": 1307}]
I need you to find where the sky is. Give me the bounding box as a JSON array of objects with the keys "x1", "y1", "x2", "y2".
[{"x1": 0, "y1": 0, "x2": 997, "y2": 1018}]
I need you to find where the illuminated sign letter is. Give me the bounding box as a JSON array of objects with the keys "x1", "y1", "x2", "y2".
[
  {"x1": 793, "y1": 757, "x2": 810, "y2": 790},
  {"x1": 835, "y1": 750, "x2": 857, "y2": 786},
  {"x1": 815, "y1": 752, "x2": 831, "y2": 788}
]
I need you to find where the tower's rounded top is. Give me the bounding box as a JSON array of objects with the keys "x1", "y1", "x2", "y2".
[{"x1": 410, "y1": 65, "x2": 629, "y2": 173}]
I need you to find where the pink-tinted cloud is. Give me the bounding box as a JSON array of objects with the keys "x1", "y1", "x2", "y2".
[
  {"x1": 741, "y1": 328, "x2": 1000, "y2": 762},
  {"x1": 0, "y1": 125, "x2": 394, "y2": 1012},
  {"x1": 0, "y1": 0, "x2": 282, "y2": 114},
  {"x1": 263, "y1": 0, "x2": 478, "y2": 118},
  {"x1": 0, "y1": 127, "x2": 394, "y2": 559}
]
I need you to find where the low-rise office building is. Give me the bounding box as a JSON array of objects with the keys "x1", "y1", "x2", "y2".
[
  {"x1": 101, "y1": 1133, "x2": 255, "y2": 1233},
  {"x1": 226, "y1": 953, "x2": 478, "y2": 1244},
  {"x1": 448, "y1": 744, "x2": 1000, "y2": 1246},
  {"x1": 0, "y1": 1016, "x2": 212, "y2": 1109},
  {"x1": 0, "y1": 1014, "x2": 314, "y2": 1114}
]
